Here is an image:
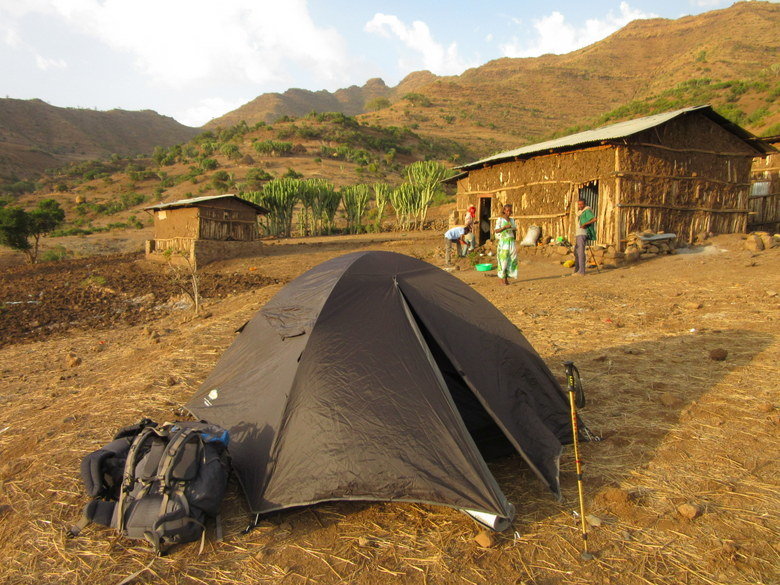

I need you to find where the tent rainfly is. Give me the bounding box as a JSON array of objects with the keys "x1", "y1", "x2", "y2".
[{"x1": 187, "y1": 251, "x2": 577, "y2": 529}]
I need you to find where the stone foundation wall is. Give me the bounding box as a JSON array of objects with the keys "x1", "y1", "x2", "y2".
[{"x1": 145, "y1": 239, "x2": 264, "y2": 268}]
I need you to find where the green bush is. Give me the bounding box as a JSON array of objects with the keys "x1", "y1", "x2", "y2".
[
  {"x1": 403, "y1": 93, "x2": 432, "y2": 107},
  {"x1": 365, "y1": 97, "x2": 391, "y2": 111},
  {"x1": 253, "y1": 140, "x2": 293, "y2": 156},
  {"x1": 40, "y1": 245, "x2": 71, "y2": 262}
]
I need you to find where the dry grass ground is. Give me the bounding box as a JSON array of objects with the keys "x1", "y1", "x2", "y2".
[{"x1": 0, "y1": 231, "x2": 778, "y2": 585}]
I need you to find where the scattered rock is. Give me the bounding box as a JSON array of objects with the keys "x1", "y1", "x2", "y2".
[
  {"x1": 709, "y1": 348, "x2": 728, "y2": 361},
  {"x1": 744, "y1": 235, "x2": 764, "y2": 252},
  {"x1": 585, "y1": 514, "x2": 603, "y2": 527},
  {"x1": 684, "y1": 302, "x2": 703, "y2": 310},
  {"x1": 166, "y1": 376, "x2": 178, "y2": 387},
  {"x1": 767, "y1": 291, "x2": 778, "y2": 298},
  {"x1": 474, "y1": 530, "x2": 496, "y2": 548},
  {"x1": 759, "y1": 234, "x2": 775, "y2": 249},
  {"x1": 659, "y1": 393, "x2": 683, "y2": 408},
  {"x1": 66, "y1": 353, "x2": 82, "y2": 368},
  {"x1": 677, "y1": 503, "x2": 703, "y2": 520},
  {"x1": 624, "y1": 247, "x2": 640, "y2": 263}
]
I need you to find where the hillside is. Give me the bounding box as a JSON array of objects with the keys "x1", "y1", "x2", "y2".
[
  {"x1": 1, "y1": 113, "x2": 462, "y2": 247},
  {"x1": 207, "y1": 72, "x2": 437, "y2": 129},
  {"x1": 209, "y1": 2, "x2": 780, "y2": 157},
  {"x1": 0, "y1": 98, "x2": 200, "y2": 180}
]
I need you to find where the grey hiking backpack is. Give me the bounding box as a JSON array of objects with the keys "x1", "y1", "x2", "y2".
[{"x1": 70, "y1": 420, "x2": 230, "y2": 554}]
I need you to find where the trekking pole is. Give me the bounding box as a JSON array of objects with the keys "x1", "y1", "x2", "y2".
[
  {"x1": 563, "y1": 361, "x2": 594, "y2": 561},
  {"x1": 586, "y1": 244, "x2": 601, "y2": 274}
]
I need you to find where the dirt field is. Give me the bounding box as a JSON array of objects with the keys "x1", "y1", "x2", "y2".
[{"x1": 0, "y1": 231, "x2": 778, "y2": 585}]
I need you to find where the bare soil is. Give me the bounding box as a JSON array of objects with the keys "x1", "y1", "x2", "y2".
[{"x1": 0, "y1": 231, "x2": 778, "y2": 585}]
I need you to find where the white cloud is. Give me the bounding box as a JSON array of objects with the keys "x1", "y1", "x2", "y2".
[
  {"x1": 365, "y1": 13, "x2": 474, "y2": 76},
  {"x1": 35, "y1": 54, "x2": 67, "y2": 70},
  {"x1": 0, "y1": 0, "x2": 351, "y2": 87},
  {"x1": 690, "y1": 0, "x2": 727, "y2": 6},
  {"x1": 178, "y1": 97, "x2": 247, "y2": 127},
  {"x1": 501, "y1": 2, "x2": 657, "y2": 58},
  {"x1": 485, "y1": 33, "x2": 494, "y2": 43}
]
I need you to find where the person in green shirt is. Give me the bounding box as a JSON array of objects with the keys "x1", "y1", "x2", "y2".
[{"x1": 573, "y1": 198, "x2": 597, "y2": 276}]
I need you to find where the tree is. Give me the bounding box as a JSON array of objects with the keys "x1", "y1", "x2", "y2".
[
  {"x1": 365, "y1": 97, "x2": 391, "y2": 112},
  {"x1": 0, "y1": 199, "x2": 65, "y2": 263}
]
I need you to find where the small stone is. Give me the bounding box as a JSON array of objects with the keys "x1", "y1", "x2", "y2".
[
  {"x1": 357, "y1": 536, "x2": 371, "y2": 547},
  {"x1": 677, "y1": 503, "x2": 703, "y2": 520},
  {"x1": 744, "y1": 235, "x2": 764, "y2": 252},
  {"x1": 659, "y1": 393, "x2": 683, "y2": 407},
  {"x1": 585, "y1": 514, "x2": 602, "y2": 527},
  {"x1": 709, "y1": 348, "x2": 728, "y2": 361},
  {"x1": 767, "y1": 291, "x2": 778, "y2": 298},
  {"x1": 474, "y1": 530, "x2": 496, "y2": 548},
  {"x1": 757, "y1": 402, "x2": 774, "y2": 413},
  {"x1": 66, "y1": 353, "x2": 82, "y2": 368},
  {"x1": 166, "y1": 376, "x2": 178, "y2": 387},
  {"x1": 684, "y1": 302, "x2": 703, "y2": 310}
]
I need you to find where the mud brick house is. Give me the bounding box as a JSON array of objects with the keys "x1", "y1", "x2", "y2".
[
  {"x1": 749, "y1": 134, "x2": 780, "y2": 232},
  {"x1": 144, "y1": 194, "x2": 267, "y2": 267},
  {"x1": 450, "y1": 106, "x2": 774, "y2": 250}
]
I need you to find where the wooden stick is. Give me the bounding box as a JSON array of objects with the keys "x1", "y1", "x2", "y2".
[{"x1": 617, "y1": 203, "x2": 749, "y2": 214}]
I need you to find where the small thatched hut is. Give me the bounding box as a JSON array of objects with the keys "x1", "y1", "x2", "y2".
[
  {"x1": 450, "y1": 106, "x2": 773, "y2": 250},
  {"x1": 749, "y1": 134, "x2": 780, "y2": 232},
  {"x1": 144, "y1": 194, "x2": 267, "y2": 267}
]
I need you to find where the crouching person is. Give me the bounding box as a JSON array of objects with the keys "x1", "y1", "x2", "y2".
[{"x1": 444, "y1": 225, "x2": 471, "y2": 266}]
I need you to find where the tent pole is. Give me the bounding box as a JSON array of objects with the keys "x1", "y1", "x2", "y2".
[{"x1": 564, "y1": 361, "x2": 594, "y2": 561}]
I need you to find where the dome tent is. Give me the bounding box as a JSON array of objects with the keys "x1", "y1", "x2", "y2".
[{"x1": 187, "y1": 251, "x2": 575, "y2": 528}]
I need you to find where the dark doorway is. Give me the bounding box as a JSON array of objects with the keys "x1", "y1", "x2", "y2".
[
  {"x1": 578, "y1": 181, "x2": 599, "y2": 242},
  {"x1": 409, "y1": 306, "x2": 515, "y2": 461},
  {"x1": 478, "y1": 197, "x2": 492, "y2": 246}
]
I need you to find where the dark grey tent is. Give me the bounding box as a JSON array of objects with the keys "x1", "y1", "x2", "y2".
[{"x1": 187, "y1": 251, "x2": 574, "y2": 526}]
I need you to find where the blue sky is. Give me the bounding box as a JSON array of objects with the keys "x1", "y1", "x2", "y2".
[{"x1": 0, "y1": 0, "x2": 743, "y2": 127}]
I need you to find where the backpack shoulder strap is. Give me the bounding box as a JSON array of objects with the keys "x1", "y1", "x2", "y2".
[
  {"x1": 147, "y1": 426, "x2": 203, "y2": 554},
  {"x1": 115, "y1": 426, "x2": 165, "y2": 533}
]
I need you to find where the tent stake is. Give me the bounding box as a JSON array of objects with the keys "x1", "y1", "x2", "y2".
[{"x1": 564, "y1": 361, "x2": 594, "y2": 561}]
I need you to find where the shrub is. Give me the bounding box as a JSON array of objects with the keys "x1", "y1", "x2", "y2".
[
  {"x1": 365, "y1": 97, "x2": 391, "y2": 111},
  {"x1": 40, "y1": 245, "x2": 71, "y2": 262},
  {"x1": 403, "y1": 93, "x2": 432, "y2": 107}
]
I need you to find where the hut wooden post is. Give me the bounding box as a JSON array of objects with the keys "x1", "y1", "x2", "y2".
[{"x1": 614, "y1": 147, "x2": 623, "y2": 252}]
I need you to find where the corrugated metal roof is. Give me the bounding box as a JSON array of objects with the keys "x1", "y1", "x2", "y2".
[
  {"x1": 145, "y1": 194, "x2": 267, "y2": 214},
  {"x1": 456, "y1": 105, "x2": 772, "y2": 171}
]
